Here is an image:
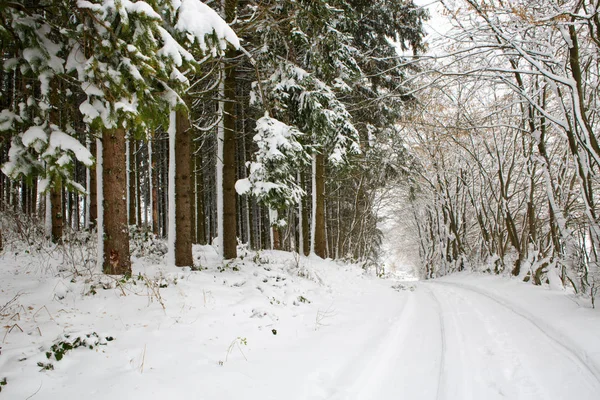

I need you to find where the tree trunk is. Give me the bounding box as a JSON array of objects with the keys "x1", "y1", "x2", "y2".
[
  {"x1": 136, "y1": 141, "x2": 142, "y2": 226},
  {"x1": 313, "y1": 153, "x2": 326, "y2": 257},
  {"x1": 74, "y1": 191, "x2": 80, "y2": 230},
  {"x1": 89, "y1": 138, "x2": 98, "y2": 229},
  {"x1": 50, "y1": 178, "x2": 63, "y2": 243},
  {"x1": 162, "y1": 135, "x2": 169, "y2": 237},
  {"x1": 20, "y1": 178, "x2": 28, "y2": 215},
  {"x1": 149, "y1": 137, "x2": 159, "y2": 235},
  {"x1": 102, "y1": 127, "x2": 131, "y2": 275},
  {"x1": 222, "y1": 58, "x2": 238, "y2": 259},
  {"x1": 301, "y1": 172, "x2": 310, "y2": 256},
  {"x1": 174, "y1": 108, "x2": 194, "y2": 266},
  {"x1": 220, "y1": 0, "x2": 238, "y2": 260},
  {"x1": 195, "y1": 142, "x2": 206, "y2": 244},
  {"x1": 128, "y1": 138, "x2": 136, "y2": 226},
  {"x1": 49, "y1": 79, "x2": 63, "y2": 242}
]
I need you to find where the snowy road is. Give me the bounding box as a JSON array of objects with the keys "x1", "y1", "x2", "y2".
[
  {"x1": 422, "y1": 281, "x2": 600, "y2": 400},
  {"x1": 227, "y1": 275, "x2": 600, "y2": 400},
  {"x1": 308, "y1": 279, "x2": 600, "y2": 400},
  {"x1": 307, "y1": 282, "x2": 600, "y2": 400}
]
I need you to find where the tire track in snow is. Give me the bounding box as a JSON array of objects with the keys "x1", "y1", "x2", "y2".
[
  {"x1": 432, "y1": 283, "x2": 549, "y2": 399},
  {"x1": 433, "y1": 280, "x2": 600, "y2": 386},
  {"x1": 324, "y1": 291, "x2": 415, "y2": 400},
  {"x1": 423, "y1": 286, "x2": 447, "y2": 400}
]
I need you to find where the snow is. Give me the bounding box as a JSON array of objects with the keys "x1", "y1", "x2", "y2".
[
  {"x1": 156, "y1": 26, "x2": 193, "y2": 68},
  {"x1": 83, "y1": 84, "x2": 104, "y2": 97},
  {"x1": 1, "y1": 239, "x2": 600, "y2": 399},
  {"x1": 254, "y1": 115, "x2": 305, "y2": 160},
  {"x1": 122, "y1": 0, "x2": 161, "y2": 20},
  {"x1": 79, "y1": 100, "x2": 100, "y2": 121},
  {"x1": 0, "y1": 109, "x2": 19, "y2": 131},
  {"x1": 77, "y1": 0, "x2": 161, "y2": 20},
  {"x1": 38, "y1": 178, "x2": 50, "y2": 195},
  {"x1": 174, "y1": 0, "x2": 240, "y2": 55},
  {"x1": 235, "y1": 114, "x2": 307, "y2": 206},
  {"x1": 234, "y1": 177, "x2": 252, "y2": 195},
  {"x1": 48, "y1": 130, "x2": 94, "y2": 167},
  {"x1": 21, "y1": 126, "x2": 48, "y2": 148}
]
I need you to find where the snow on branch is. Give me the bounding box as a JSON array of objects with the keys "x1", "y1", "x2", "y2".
[{"x1": 236, "y1": 114, "x2": 309, "y2": 208}]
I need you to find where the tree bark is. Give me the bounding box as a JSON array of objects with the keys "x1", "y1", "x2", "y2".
[
  {"x1": 150, "y1": 136, "x2": 159, "y2": 235},
  {"x1": 301, "y1": 171, "x2": 310, "y2": 256},
  {"x1": 174, "y1": 108, "x2": 194, "y2": 266},
  {"x1": 89, "y1": 138, "x2": 97, "y2": 229},
  {"x1": 102, "y1": 127, "x2": 131, "y2": 275},
  {"x1": 50, "y1": 178, "x2": 63, "y2": 243},
  {"x1": 161, "y1": 136, "x2": 169, "y2": 237},
  {"x1": 49, "y1": 78, "x2": 63, "y2": 242},
  {"x1": 128, "y1": 138, "x2": 136, "y2": 226},
  {"x1": 136, "y1": 141, "x2": 142, "y2": 226},
  {"x1": 314, "y1": 153, "x2": 326, "y2": 257},
  {"x1": 194, "y1": 141, "x2": 206, "y2": 244},
  {"x1": 222, "y1": 52, "x2": 238, "y2": 259}
]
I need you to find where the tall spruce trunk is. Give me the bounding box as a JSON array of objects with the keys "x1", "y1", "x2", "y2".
[
  {"x1": 174, "y1": 108, "x2": 194, "y2": 266},
  {"x1": 150, "y1": 137, "x2": 159, "y2": 235},
  {"x1": 222, "y1": 34, "x2": 238, "y2": 260},
  {"x1": 49, "y1": 79, "x2": 63, "y2": 242},
  {"x1": 89, "y1": 139, "x2": 97, "y2": 228},
  {"x1": 50, "y1": 179, "x2": 63, "y2": 243},
  {"x1": 136, "y1": 142, "x2": 142, "y2": 226},
  {"x1": 195, "y1": 142, "x2": 206, "y2": 244},
  {"x1": 301, "y1": 172, "x2": 310, "y2": 256},
  {"x1": 128, "y1": 138, "x2": 136, "y2": 226},
  {"x1": 102, "y1": 127, "x2": 131, "y2": 275},
  {"x1": 313, "y1": 153, "x2": 326, "y2": 257}
]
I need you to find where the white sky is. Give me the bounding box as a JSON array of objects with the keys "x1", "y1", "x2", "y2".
[{"x1": 416, "y1": 0, "x2": 452, "y2": 46}]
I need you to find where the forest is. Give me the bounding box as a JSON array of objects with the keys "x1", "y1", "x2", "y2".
[
  {"x1": 0, "y1": 0, "x2": 427, "y2": 272},
  {"x1": 1, "y1": 0, "x2": 600, "y2": 299}
]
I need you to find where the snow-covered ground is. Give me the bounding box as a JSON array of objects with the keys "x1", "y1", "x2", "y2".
[{"x1": 1, "y1": 241, "x2": 600, "y2": 399}]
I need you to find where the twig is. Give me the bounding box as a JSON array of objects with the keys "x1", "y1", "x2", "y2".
[
  {"x1": 225, "y1": 337, "x2": 248, "y2": 362},
  {"x1": 141, "y1": 275, "x2": 166, "y2": 311},
  {"x1": 25, "y1": 380, "x2": 43, "y2": 400},
  {"x1": 0, "y1": 292, "x2": 22, "y2": 316},
  {"x1": 33, "y1": 306, "x2": 55, "y2": 323},
  {"x1": 2, "y1": 323, "x2": 24, "y2": 342},
  {"x1": 315, "y1": 305, "x2": 336, "y2": 331},
  {"x1": 140, "y1": 344, "x2": 147, "y2": 373}
]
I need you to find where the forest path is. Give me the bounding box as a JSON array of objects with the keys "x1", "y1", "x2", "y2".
[
  {"x1": 422, "y1": 281, "x2": 600, "y2": 400},
  {"x1": 239, "y1": 275, "x2": 600, "y2": 400},
  {"x1": 308, "y1": 277, "x2": 600, "y2": 400}
]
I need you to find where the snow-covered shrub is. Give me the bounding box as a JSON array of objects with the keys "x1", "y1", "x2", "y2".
[
  {"x1": 0, "y1": 205, "x2": 47, "y2": 250},
  {"x1": 57, "y1": 229, "x2": 97, "y2": 279},
  {"x1": 40, "y1": 332, "x2": 114, "y2": 370},
  {"x1": 128, "y1": 226, "x2": 167, "y2": 261}
]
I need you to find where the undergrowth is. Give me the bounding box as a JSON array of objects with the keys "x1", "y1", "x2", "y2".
[{"x1": 38, "y1": 332, "x2": 114, "y2": 371}]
